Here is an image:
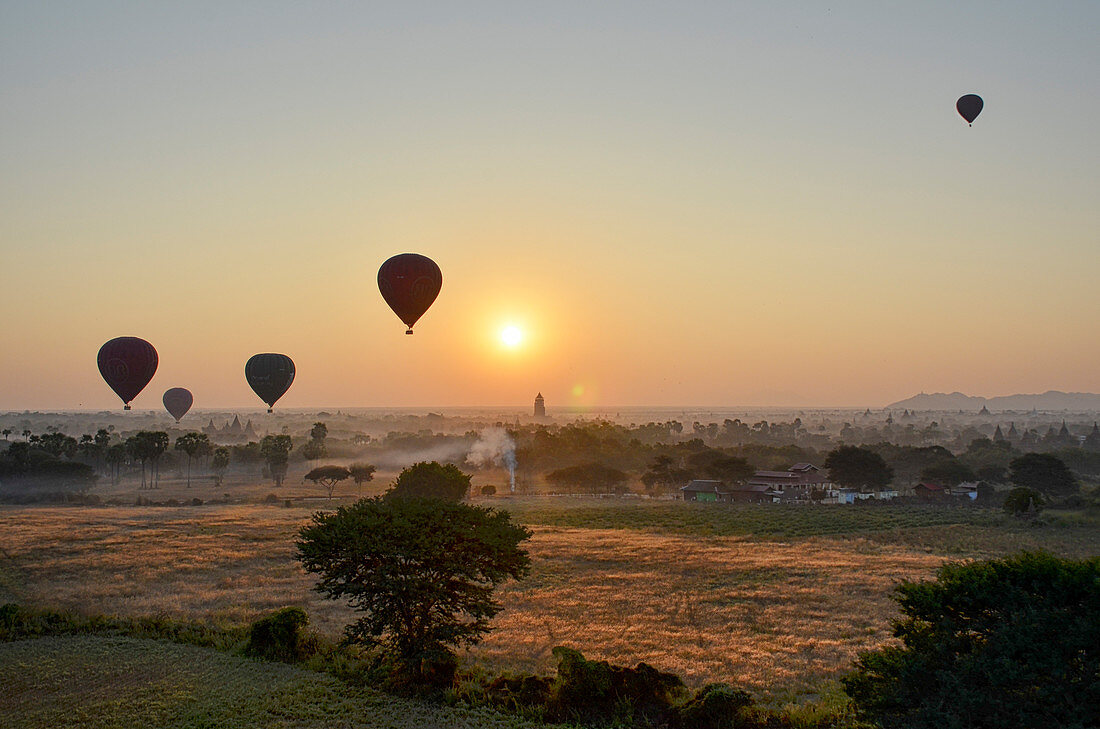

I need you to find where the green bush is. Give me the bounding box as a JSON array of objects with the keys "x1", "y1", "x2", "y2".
[
  {"x1": 1002, "y1": 486, "x2": 1044, "y2": 515},
  {"x1": 842, "y1": 551, "x2": 1100, "y2": 729},
  {"x1": 547, "y1": 646, "x2": 687, "y2": 726},
  {"x1": 677, "y1": 683, "x2": 754, "y2": 729},
  {"x1": 244, "y1": 607, "x2": 316, "y2": 663}
]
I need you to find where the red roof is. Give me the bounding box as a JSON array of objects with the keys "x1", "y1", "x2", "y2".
[{"x1": 916, "y1": 482, "x2": 944, "y2": 491}]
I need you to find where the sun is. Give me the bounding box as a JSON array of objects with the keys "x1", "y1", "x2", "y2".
[{"x1": 500, "y1": 324, "x2": 523, "y2": 348}]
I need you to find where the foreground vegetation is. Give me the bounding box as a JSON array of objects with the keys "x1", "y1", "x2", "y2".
[{"x1": 0, "y1": 633, "x2": 549, "y2": 729}]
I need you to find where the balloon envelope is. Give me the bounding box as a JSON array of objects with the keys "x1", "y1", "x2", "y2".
[
  {"x1": 162, "y1": 387, "x2": 193, "y2": 422},
  {"x1": 956, "y1": 94, "x2": 983, "y2": 125},
  {"x1": 377, "y1": 253, "x2": 443, "y2": 333},
  {"x1": 98, "y1": 337, "x2": 158, "y2": 409},
  {"x1": 245, "y1": 353, "x2": 295, "y2": 412}
]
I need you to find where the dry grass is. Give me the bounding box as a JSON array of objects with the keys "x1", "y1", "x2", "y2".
[{"x1": 2, "y1": 500, "x2": 1097, "y2": 697}]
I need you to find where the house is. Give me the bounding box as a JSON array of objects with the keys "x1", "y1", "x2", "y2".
[
  {"x1": 914, "y1": 482, "x2": 947, "y2": 501},
  {"x1": 680, "y1": 479, "x2": 780, "y2": 503},
  {"x1": 724, "y1": 483, "x2": 780, "y2": 503},
  {"x1": 681, "y1": 480, "x2": 723, "y2": 502},
  {"x1": 950, "y1": 482, "x2": 980, "y2": 500},
  {"x1": 749, "y1": 463, "x2": 830, "y2": 501}
]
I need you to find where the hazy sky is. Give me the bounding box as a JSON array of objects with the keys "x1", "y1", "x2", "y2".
[{"x1": 2, "y1": 2, "x2": 1097, "y2": 410}]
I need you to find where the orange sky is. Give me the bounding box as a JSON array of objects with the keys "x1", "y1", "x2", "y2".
[{"x1": 1, "y1": 3, "x2": 1097, "y2": 410}]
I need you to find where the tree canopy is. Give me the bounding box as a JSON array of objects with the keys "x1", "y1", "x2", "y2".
[
  {"x1": 304, "y1": 464, "x2": 351, "y2": 499},
  {"x1": 824, "y1": 446, "x2": 894, "y2": 491},
  {"x1": 843, "y1": 551, "x2": 1100, "y2": 728},
  {"x1": 387, "y1": 461, "x2": 470, "y2": 501},
  {"x1": 1008, "y1": 452, "x2": 1078, "y2": 499},
  {"x1": 296, "y1": 495, "x2": 531, "y2": 683},
  {"x1": 546, "y1": 462, "x2": 630, "y2": 494}
]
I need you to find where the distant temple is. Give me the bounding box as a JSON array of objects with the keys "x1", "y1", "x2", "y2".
[
  {"x1": 202, "y1": 414, "x2": 259, "y2": 442},
  {"x1": 534, "y1": 392, "x2": 546, "y2": 418}
]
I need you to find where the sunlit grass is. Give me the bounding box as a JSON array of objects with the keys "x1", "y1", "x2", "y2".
[{"x1": 2, "y1": 499, "x2": 1097, "y2": 698}]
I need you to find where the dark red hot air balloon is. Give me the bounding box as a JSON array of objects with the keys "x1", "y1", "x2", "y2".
[
  {"x1": 377, "y1": 253, "x2": 442, "y2": 334},
  {"x1": 162, "y1": 387, "x2": 193, "y2": 423},
  {"x1": 956, "y1": 94, "x2": 983, "y2": 126},
  {"x1": 245, "y1": 353, "x2": 295, "y2": 412},
  {"x1": 98, "y1": 337, "x2": 158, "y2": 410}
]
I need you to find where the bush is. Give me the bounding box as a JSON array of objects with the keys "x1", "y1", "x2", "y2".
[
  {"x1": 244, "y1": 607, "x2": 316, "y2": 663},
  {"x1": 677, "y1": 683, "x2": 754, "y2": 729},
  {"x1": 842, "y1": 551, "x2": 1100, "y2": 729},
  {"x1": 547, "y1": 646, "x2": 686, "y2": 726},
  {"x1": 1002, "y1": 486, "x2": 1043, "y2": 515},
  {"x1": 480, "y1": 484, "x2": 497, "y2": 497}
]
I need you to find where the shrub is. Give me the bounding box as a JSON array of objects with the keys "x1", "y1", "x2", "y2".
[
  {"x1": 481, "y1": 484, "x2": 497, "y2": 497},
  {"x1": 244, "y1": 607, "x2": 316, "y2": 663},
  {"x1": 677, "y1": 683, "x2": 755, "y2": 729},
  {"x1": 547, "y1": 646, "x2": 686, "y2": 726},
  {"x1": 1002, "y1": 486, "x2": 1043, "y2": 515},
  {"x1": 842, "y1": 551, "x2": 1100, "y2": 729}
]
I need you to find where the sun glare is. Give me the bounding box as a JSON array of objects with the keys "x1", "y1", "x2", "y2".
[{"x1": 500, "y1": 325, "x2": 523, "y2": 348}]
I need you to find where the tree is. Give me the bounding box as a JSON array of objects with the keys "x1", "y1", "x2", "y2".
[
  {"x1": 296, "y1": 496, "x2": 531, "y2": 684},
  {"x1": 387, "y1": 461, "x2": 470, "y2": 501},
  {"x1": 310, "y1": 421, "x2": 328, "y2": 443},
  {"x1": 825, "y1": 446, "x2": 893, "y2": 491},
  {"x1": 842, "y1": 552, "x2": 1100, "y2": 728},
  {"x1": 305, "y1": 465, "x2": 351, "y2": 500},
  {"x1": 301, "y1": 439, "x2": 326, "y2": 461},
  {"x1": 260, "y1": 435, "x2": 293, "y2": 488},
  {"x1": 1003, "y1": 487, "x2": 1044, "y2": 515},
  {"x1": 348, "y1": 462, "x2": 376, "y2": 496},
  {"x1": 211, "y1": 447, "x2": 230, "y2": 487},
  {"x1": 105, "y1": 443, "x2": 126, "y2": 485},
  {"x1": 919, "y1": 460, "x2": 975, "y2": 487},
  {"x1": 1, "y1": 429, "x2": 10, "y2": 441},
  {"x1": 480, "y1": 484, "x2": 496, "y2": 497},
  {"x1": 546, "y1": 462, "x2": 630, "y2": 494},
  {"x1": 174, "y1": 432, "x2": 212, "y2": 488},
  {"x1": 125, "y1": 431, "x2": 168, "y2": 489},
  {"x1": 1008, "y1": 452, "x2": 1078, "y2": 499},
  {"x1": 703, "y1": 456, "x2": 755, "y2": 485}
]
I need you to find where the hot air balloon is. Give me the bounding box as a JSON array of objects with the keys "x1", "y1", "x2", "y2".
[
  {"x1": 245, "y1": 353, "x2": 295, "y2": 412},
  {"x1": 377, "y1": 253, "x2": 443, "y2": 334},
  {"x1": 162, "y1": 388, "x2": 193, "y2": 423},
  {"x1": 956, "y1": 94, "x2": 983, "y2": 126},
  {"x1": 98, "y1": 337, "x2": 158, "y2": 410}
]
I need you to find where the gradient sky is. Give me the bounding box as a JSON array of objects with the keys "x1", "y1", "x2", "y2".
[{"x1": 1, "y1": 1, "x2": 1097, "y2": 410}]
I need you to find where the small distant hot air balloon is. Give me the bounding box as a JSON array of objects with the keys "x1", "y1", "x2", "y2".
[
  {"x1": 378, "y1": 253, "x2": 443, "y2": 334},
  {"x1": 956, "y1": 94, "x2": 983, "y2": 126},
  {"x1": 98, "y1": 337, "x2": 158, "y2": 410},
  {"x1": 245, "y1": 353, "x2": 295, "y2": 412},
  {"x1": 162, "y1": 388, "x2": 193, "y2": 423}
]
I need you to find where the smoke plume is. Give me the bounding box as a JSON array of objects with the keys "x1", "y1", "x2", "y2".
[{"x1": 466, "y1": 427, "x2": 517, "y2": 492}]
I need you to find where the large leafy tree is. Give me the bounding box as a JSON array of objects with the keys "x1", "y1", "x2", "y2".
[
  {"x1": 546, "y1": 462, "x2": 629, "y2": 494},
  {"x1": 824, "y1": 445, "x2": 893, "y2": 491},
  {"x1": 387, "y1": 461, "x2": 470, "y2": 501},
  {"x1": 174, "y1": 432, "x2": 212, "y2": 488},
  {"x1": 296, "y1": 493, "x2": 531, "y2": 683},
  {"x1": 1008, "y1": 452, "x2": 1078, "y2": 499},
  {"x1": 348, "y1": 462, "x2": 376, "y2": 496},
  {"x1": 260, "y1": 434, "x2": 293, "y2": 488},
  {"x1": 304, "y1": 464, "x2": 351, "y2": 500},
  {"x1": 843, "y1": 551, "x2": 1100, "y2": 728}
]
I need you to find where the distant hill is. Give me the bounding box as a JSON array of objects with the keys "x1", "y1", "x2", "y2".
[{"x1": 887, "y1": 391, "x2": 1100, "y2": 412}]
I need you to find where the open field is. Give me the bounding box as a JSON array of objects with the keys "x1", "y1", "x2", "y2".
[
  {"x1": 3, "y1": 499, "x2": 1098, "y2": 697},
  {"x1": 0, "y1": 634, "x2": 547, "y2": 729}
]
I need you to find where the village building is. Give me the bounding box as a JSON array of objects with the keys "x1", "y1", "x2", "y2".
[{"x1": 914, "y1": 482, "x2": 948, "y2": 501}]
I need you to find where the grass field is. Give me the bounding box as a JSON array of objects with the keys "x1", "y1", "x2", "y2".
[
  {"x1": 3, "y1": 498, "x2": 1097, "y2": 699},
  {"x1": 0, "y1": 634, "x2": 549, "y2": 728}
]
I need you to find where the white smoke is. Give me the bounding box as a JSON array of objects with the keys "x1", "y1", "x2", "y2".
[{"x1": 466, "y1": 427, "x2": 517, "y2": 493}]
